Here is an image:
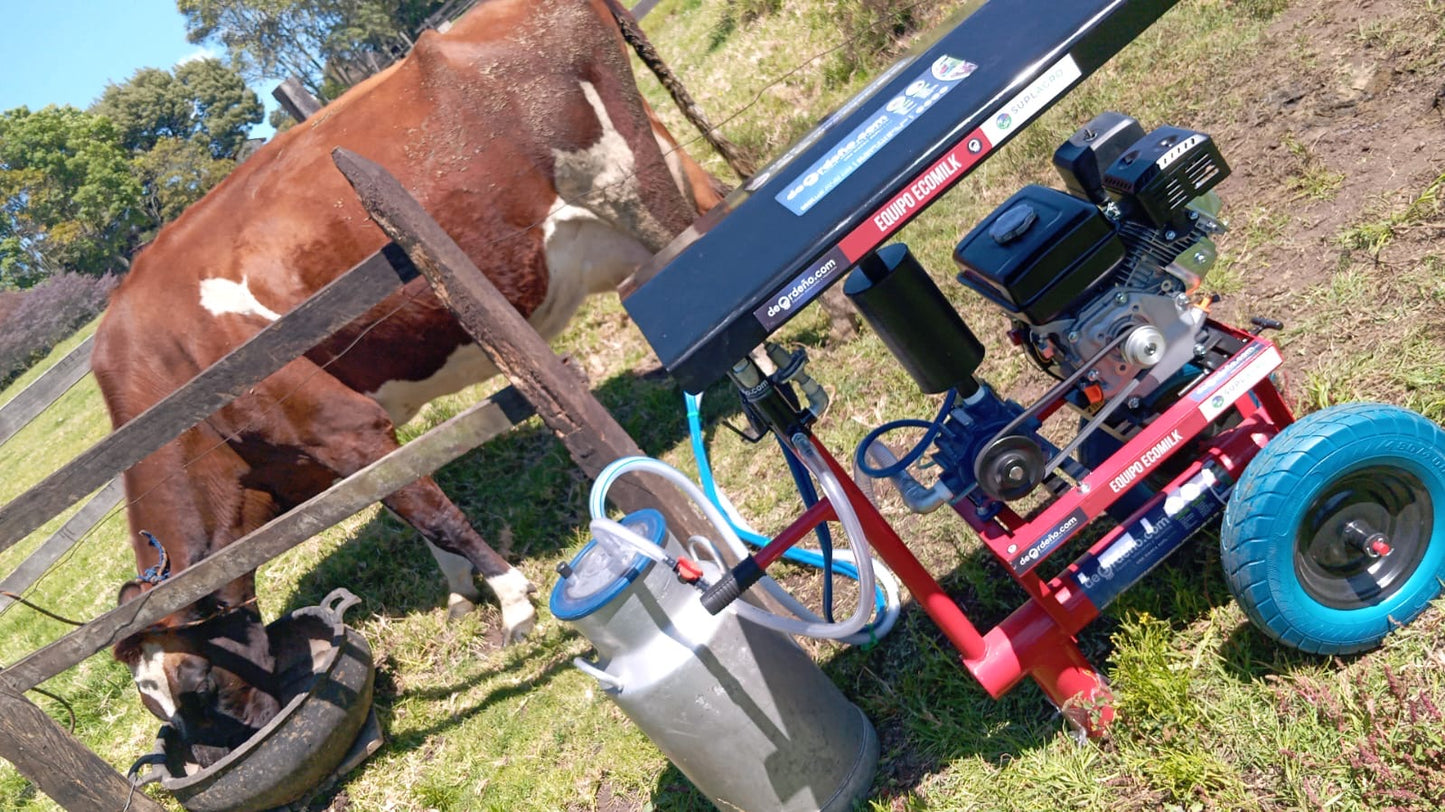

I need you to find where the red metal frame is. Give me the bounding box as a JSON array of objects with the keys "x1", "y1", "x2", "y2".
[{"x1": 756, "y1": 325, "x2": 1296, "y2": 732}]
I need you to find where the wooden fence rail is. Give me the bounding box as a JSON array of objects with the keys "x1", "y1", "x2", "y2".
[
  {"x1": 0, "y1": 478, "x2": 124, "y2": 615},
  {"x1": 0, "y1": 245, "x2": 417, "y2": 555},
  {"x1": 0, "y1": 385, "x2": 533, "y2": 695},
  {"x1": 0, "y1": 335, "x2": 95, "y2": 448}
]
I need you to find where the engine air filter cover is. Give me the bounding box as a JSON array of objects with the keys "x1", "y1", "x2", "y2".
[
  {"x1": 954, "y1": 185, "x2": 1124, "y2": 324},
  {"x1": 1102, "y1": 125, "x2": 1230, "y2": 227}
]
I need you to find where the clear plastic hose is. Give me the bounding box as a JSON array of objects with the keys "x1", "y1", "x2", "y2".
[
  {"x1": 590, "y1": 451, "x2": 885, "y2": 642},
  {"x1": 684, "y1": 391, "x2": 899, "y2": 640}
]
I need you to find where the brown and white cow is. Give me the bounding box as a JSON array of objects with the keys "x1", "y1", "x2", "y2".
[{"x1": 94, "y1": 0, "x2": 722, "y2": 745}]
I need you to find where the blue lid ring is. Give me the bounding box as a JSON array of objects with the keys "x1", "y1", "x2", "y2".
[{"x1": 549, "y1": 509, "x2": 666, "y2": 620}]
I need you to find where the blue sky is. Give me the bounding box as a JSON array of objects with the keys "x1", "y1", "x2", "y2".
[{"x1": 0, "y1": 0, "x2": 278, "y2": 136}]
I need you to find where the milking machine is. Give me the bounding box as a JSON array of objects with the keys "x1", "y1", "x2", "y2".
[{"x1": 555, "y1": 0, "x2": 1445, "y2": 805}]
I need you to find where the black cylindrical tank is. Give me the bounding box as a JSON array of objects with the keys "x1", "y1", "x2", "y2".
[{"x1": 844, "y1": 243, "x2": 984, "y2": 395}]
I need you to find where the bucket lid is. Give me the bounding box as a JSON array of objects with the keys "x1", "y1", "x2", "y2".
[{"x1": 549, "y1": 509, "x2": 666, "y2": 620}]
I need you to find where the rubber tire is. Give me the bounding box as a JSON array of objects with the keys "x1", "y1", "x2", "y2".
[{"x1": 1221, "y1": 402, "x2": 1445, "y2": 654}]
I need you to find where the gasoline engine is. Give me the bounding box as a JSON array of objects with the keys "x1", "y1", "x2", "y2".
[
  {"x1": 846, "y1": 112, "x2": 1237, "y2": 508},
  {"x1": 580, "y1": 7, "x2": 1445, "y2": 804}
]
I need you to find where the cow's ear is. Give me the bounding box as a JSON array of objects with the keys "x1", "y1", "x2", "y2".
[{"x1": 118, "y1": 580, "x2": 145, "y2": 606}]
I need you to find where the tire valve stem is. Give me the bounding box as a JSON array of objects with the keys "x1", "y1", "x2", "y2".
[{"x1": 1343, "y1": 520, "x2": 1393, "y2": 559}]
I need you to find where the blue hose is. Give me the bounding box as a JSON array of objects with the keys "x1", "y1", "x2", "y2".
[
  {"x1": 684, "y1": 392, "x2": 886, "y2": 617},
  {"x1": 852, "y1": 389, "x2": 956, "y2": 479},
  {"x1": 776, "y1": 434, "x2": 836, "y2": 621}
]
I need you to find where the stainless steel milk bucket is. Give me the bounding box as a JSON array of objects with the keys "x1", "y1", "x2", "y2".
[{"x1": 552, "y1": 509, "x2": 878, "y2": 812}]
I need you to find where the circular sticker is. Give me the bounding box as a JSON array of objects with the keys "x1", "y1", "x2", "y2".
[{"x1": 932, "y1": 55, "x2": 978, "y2": 82}]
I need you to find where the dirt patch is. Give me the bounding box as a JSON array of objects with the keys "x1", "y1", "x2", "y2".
[
  {"x1": 590, "y1": 779, "x2": 644, "y2": 812},
  {"x1": 1194, "y1": 0, "x2": 1445, "y2": 399}
]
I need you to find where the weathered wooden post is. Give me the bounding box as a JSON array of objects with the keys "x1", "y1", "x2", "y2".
[
  {"x1": 333, "y1": 147, "x2": 717, "y2": 544},
  {"x1": 273, "y1": 77, "x2": 322, "y2": 123},
  {"x1": 0, "y1": 688, "x2": 164, "y2": 810}
]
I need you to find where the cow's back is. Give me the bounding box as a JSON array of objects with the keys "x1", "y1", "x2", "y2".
[{"x1": 94, "y1": 0, "x2": 705, "y2": 428}]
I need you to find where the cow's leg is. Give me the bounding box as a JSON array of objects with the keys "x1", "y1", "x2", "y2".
[
  {"x1": 383, "y1": 506, "x2": 484, "y2": 619},
  {"x1": 381, "y1": 478, "x2": 536, "y2": 641},
  {"x1": 227, "y1": 360, "x2": 536, "y2": 640},
  {"x1": 428, "y1": 542, "x2": 484, "y2": 619}
]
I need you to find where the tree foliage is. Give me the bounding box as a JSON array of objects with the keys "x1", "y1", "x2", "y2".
[
  {"x1": 0, "y1": 58, "x2": 261, "y2": 289},
  {"x1": 0, "y1": 1, "x2": 453, "y2": 294},
  {"x1": 0, "y1": 271, "x2": 118, "y2": 387},
  {"x1": 130, "y1": 136, "x2": 235, "y2": 232},
  {"x1": 93, "y1": 58, "x2": 264, "y2": 160},
  {"x1": 178, "y1": 0, "x2": 448, "y2": 98},
  {"x1": 0, "y1": 107, "x2": 145, "y2": 288}
]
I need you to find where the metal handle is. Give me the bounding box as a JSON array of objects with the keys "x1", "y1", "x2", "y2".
[
  {"x1": 572, "y1": 657, "x2": 623, "y2": 691},
  {"x1": 134, "y1": 768, "x2": 162, "y2": 788},
  {"x1": 320, "y1": 588, "x2": 363, "y2": 623}
]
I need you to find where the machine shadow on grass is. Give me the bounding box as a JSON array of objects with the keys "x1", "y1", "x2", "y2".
[
  {"x1": 1216, "y1": 616, "x2": 1335, "y2": 686},
  {"x1": 786, "y1": 526, "x2": 1262, "y2": 804}
]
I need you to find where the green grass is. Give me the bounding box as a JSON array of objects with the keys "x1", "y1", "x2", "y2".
[
  {"x1": 6, "y1": 0, "x2": 1445, "y2": 810},
  {"x1": 1282, "y1": 134, "x2": 1345, "y2": 202},
  {"x1": 1338, "y1": 172, "x2": 1445, "y2": 257},
  {"x1": 1284, "y1": 169, "x2": 1445, "y2": 419}
]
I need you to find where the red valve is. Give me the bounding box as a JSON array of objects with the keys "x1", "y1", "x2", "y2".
[{"x1": 674, "y1": 557, "x2": 705, "y2": 584}]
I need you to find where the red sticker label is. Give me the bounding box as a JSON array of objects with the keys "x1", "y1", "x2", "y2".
[{"x1": 839, "y1": 127, "x2": 993, "y2": 261}]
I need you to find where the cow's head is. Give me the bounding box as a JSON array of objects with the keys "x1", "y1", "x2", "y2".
[{"x1": 114, "y1": 583, "x2": 280, "y2": 755}]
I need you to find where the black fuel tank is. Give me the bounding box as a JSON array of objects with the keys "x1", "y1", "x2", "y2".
[{"x1": 953, "y1": 185, "x2": 1123, "y2": 324}]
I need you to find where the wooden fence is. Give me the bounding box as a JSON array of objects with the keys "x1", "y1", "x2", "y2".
[
  {"x1": 0, "y1": 335, "x2": 95, "y2": 447},
  {"x1": 0, "y1": 146, "x2": 710, "y2": 810},
  {"x1": 0, "y1": 335, "x2": 128, "y2": 616}
]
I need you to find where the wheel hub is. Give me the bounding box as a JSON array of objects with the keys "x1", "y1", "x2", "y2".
[
  {"x1": 1341, "y1": 519, "x2": 1393, "y2": 559},
  {"x1": 1295, "y1": 467, "x2": 1432, "y2": 610}
]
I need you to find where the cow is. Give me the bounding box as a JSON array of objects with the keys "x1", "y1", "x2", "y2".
[{"x1": 93, "y1": 0, "x2": 723, "y2": 748}]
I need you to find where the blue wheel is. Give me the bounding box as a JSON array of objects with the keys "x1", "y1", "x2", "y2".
[{"x1": 1221, "y1": 403, "x2": 1445, "y2": 654}]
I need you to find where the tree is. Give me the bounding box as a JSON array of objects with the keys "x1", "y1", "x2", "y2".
[
  {"x1": 178, "y1": 0, "x2": 448, "y2": 99},
  {"x1": 129, "y1": 136, "x2": 234, "y2": 235},
  {"x1": 177, "y1": 58, "x2": 267, "y2": 158},
  {"x1": 92, "y1": 58, "x2": 263, "y2": 160},
  {"x1": 0, "y1": 107, "x2": 144, "y2": 288}
]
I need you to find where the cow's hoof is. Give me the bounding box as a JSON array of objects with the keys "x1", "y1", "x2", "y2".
[
  {"x1": 447, "y1": 593, "x2": 477, "y2": 621},
  {"x1": 487, "y1": 569, "x2": 538, "y2": 645},
  {"x1": 502, "y1": 605, "x2": 537, "y2": 645}
]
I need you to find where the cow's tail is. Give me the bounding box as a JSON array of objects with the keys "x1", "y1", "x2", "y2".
[{"x1": 602, "y1": 0, "x2": 757, "y2": 181}]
